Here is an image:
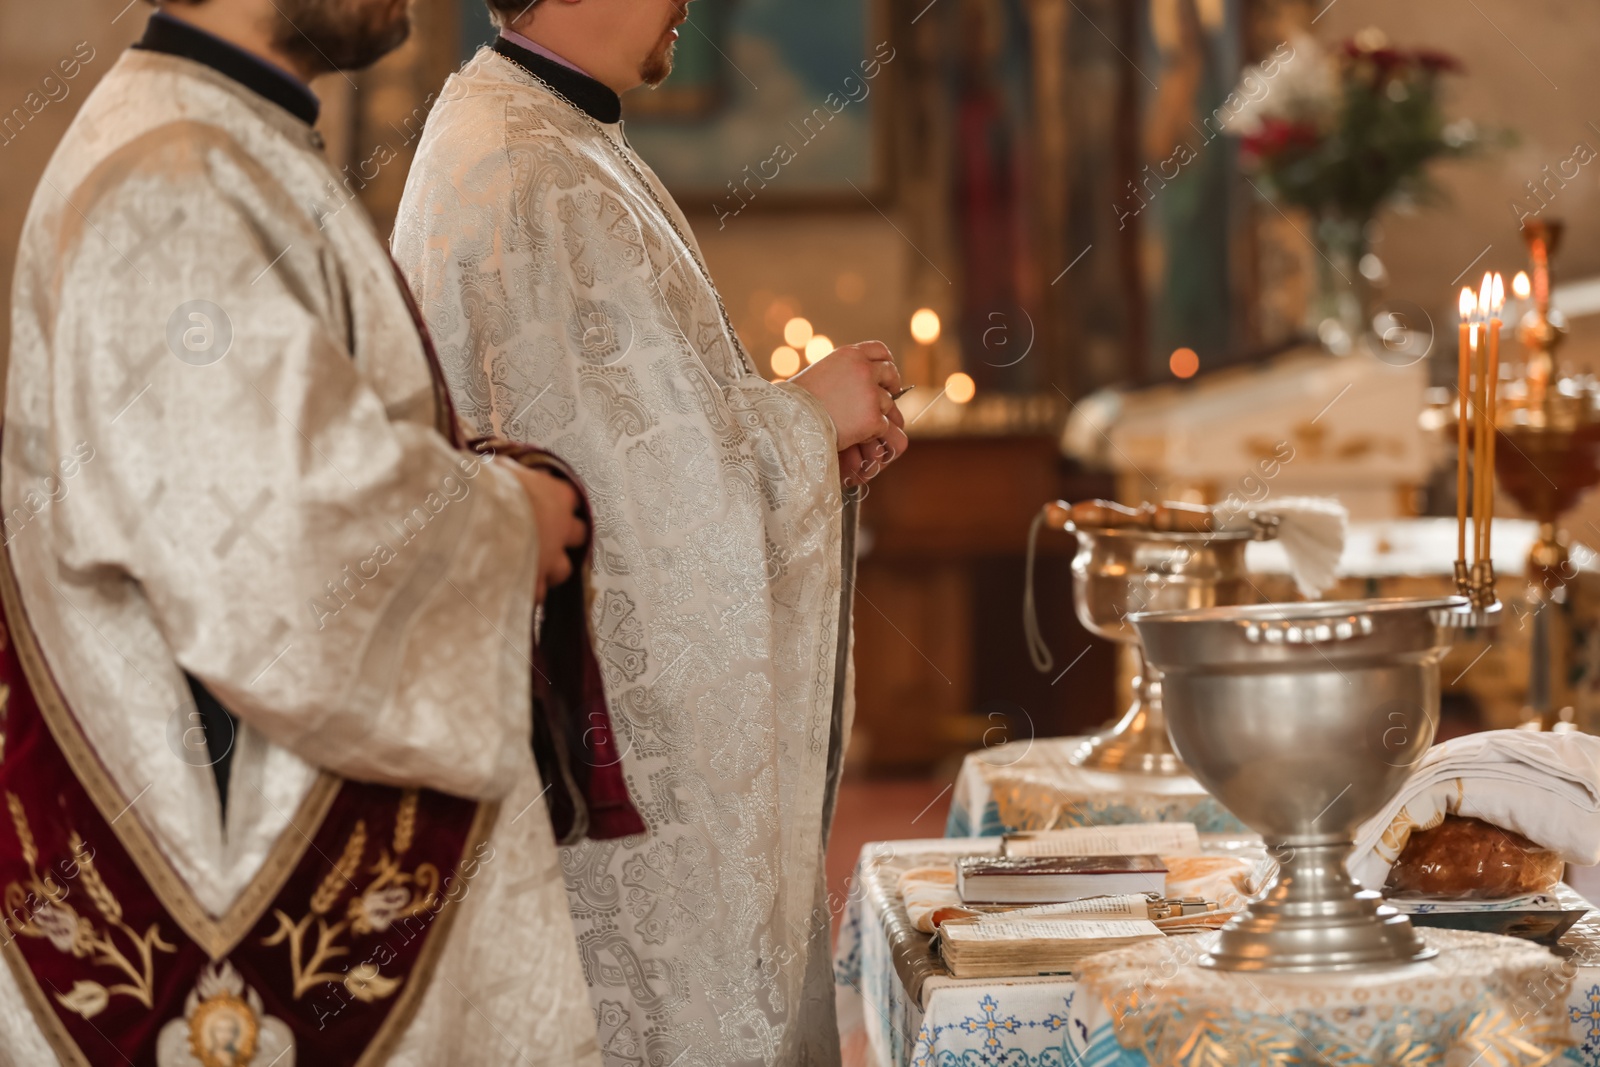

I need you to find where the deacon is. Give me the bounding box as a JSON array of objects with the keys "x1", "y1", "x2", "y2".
[
  {"x1": 394, "y1": 0, "x2": 908, "y2": 1062},
  {"x1": 0, "y1": 0, "x2": 630, "y2": 1063}
]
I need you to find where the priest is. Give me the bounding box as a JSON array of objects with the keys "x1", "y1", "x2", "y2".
[
  {"x1": 1, "y1": 0, "x2": 624, "y2": 1063},
  {"x1": 394, "y1": 0, "x2": 909, "y2": 1062}
]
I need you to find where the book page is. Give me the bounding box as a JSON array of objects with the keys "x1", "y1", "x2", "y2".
[
  {"x1": 943, "y1": 918, "x2": 1162, "y2": 943},
  {"x1": 1003, "y1": 823, "x2": 1199, "y2": 858}
]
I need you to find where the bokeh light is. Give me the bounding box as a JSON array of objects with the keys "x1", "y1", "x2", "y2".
[
  {"x1": 770, "y1": 345, "x2": 801, "y2": 378},
  {"x1": 910, "y1": 308, "x2": 942, "y2": 345},
  {"x1": 944, "y1": 371, "x2": 976, "y2": 404},
  {"x1": 783, "y1": 316, "x2": 814, "y2": 348},
  {"x1": 764, "y1": 299, "x2": 797, "y2": 335},
  {"x1": 1513, "y1": 271, "x2": 1532, "y2": 300},
  {"x1": 1169, "y1": 347, "x2": 1199, "y2": 379},
  {"x1": 804, "y1": 335, "x2": 833, "y2": 364}
]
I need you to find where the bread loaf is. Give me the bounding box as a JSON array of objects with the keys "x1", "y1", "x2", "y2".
[{"x1": 1384, "y1": 815, "x2": 1563, "y2": 899}]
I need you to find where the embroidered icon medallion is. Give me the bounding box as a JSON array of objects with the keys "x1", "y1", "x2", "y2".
[{"x1": 155, "y1": 961, "x2": 293, "y2": 1067}]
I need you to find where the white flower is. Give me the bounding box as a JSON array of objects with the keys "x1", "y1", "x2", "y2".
[
  {"x1": 32, "y1": 901, "x2": 82, "y2": 955},
  {"x1": 352, "y1": 884, "x2": 411, "y2": 933},
  {"x1": 1223, "y1": 32, "x2": 1338, "y2": 137}
]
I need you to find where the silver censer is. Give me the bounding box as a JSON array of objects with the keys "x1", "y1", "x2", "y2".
[
  {"x1": 1067, "y1": 519, "x2": 1276, "y2": 776},
  {"x1": 1132, "y1": 596, "x2": 1480, "y2": 971}
]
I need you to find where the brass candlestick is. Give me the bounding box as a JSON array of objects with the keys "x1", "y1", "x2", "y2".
[
  {"x1": 1423, "y1": 220, "x2": 1600, "y2": 727},
  {"x1": 1450, "y1": 273, "x2": 1505, "y2": 614},
  {"x1": 1495, "y1": 221, "x2": 1600, "y2": 589}
]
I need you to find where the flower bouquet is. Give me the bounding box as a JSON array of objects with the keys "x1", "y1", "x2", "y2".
[{"x1": 1227, "y1": 30, "x2": 1481, "y2": 351}]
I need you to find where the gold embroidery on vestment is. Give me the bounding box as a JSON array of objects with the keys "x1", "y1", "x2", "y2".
[
  {"x1": 3, "y1": 793, "x2": 176, "y2": 1016},
  {"x1": 263, "y1": 790, "x2": 438, "y2": 1001}
]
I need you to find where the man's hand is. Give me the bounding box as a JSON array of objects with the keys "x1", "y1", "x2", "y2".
[
  {"x1": 839, "y1": 398, "x2": 907, "y2": 488},
  {"x1": 790, "y1": 341, "x2": 909, "y2": 458},
  {"x1": 502, "y1": 460, "x2": 589, "y2": 602}
]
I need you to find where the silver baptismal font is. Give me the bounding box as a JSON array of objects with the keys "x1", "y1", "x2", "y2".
[{"x1": 1132, "y1": 596, "x2": 1485, "y2": 971}]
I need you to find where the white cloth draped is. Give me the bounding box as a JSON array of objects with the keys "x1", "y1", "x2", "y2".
[
  {"x1": 394, "y1": 47, "x2": 852, "y2": 1067},
  {"x1": 1350, "y1": 730, "x2": 1600, "y2": 890},
  {"x1": 3, "y1": 48, "x2": 599, "y2": 1065}
]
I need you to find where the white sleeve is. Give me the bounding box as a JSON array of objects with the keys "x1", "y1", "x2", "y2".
[{"x1": 45, "y1": 151, "x2": 541, "y2": 801}]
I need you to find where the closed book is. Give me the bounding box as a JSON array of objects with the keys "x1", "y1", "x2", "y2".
[{"x1": 956, "y1": 854, "x2": 1168, "y2": 904}]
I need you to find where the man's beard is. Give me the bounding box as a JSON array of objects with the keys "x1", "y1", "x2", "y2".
[
  {"x1": 272, "y1": 0, "x2": 412, "y2": 76},
  {"x1": 639, "y1": 34, "x2": 677, "y2": 87}
]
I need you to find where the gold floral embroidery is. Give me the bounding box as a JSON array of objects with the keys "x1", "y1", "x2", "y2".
[
  {"x1": 2, "y1": 791, "x2": 176, "y2": 1018},
  {"x1": 263, "y1": 789, "x2": 440, "y2": 1001},
  {"x1": 1455, "y1": 1006, "x2": 1568, "y2": 1066}
]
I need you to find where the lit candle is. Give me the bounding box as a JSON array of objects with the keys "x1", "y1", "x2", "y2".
[
  {"x1": 1456, "y1": 285, "x2": 1474, "y2": 589},
  {"x1": 1474, "y1": 273, "x2": 1493, "y2": 571},
  {"x1": 1483, "y1": 272, "x2": 1505, "y2": 569}
]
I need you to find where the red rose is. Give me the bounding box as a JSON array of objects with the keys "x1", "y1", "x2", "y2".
[{"x1": 1242, "y1": 117, "x2": 1322, "y2": 160}]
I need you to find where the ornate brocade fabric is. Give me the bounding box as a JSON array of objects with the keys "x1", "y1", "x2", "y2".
[
  {"x1": 1077, "y1": 928, "x2": 1574, "y2": 1065},
  {"x1": 394, "y1": 49, "x2": 853, "y2": 1067},
  {"x1": 0, "y1": 581, "x2": 488, "y2": 1065},
  {"x1": 965, "y1": 738, "x2": 1247, "y2": 836},
  {"x1": 4, "y1": 48, "x2": 600, "y2": 1065}
]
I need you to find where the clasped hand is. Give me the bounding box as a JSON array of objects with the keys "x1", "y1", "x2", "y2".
[
  {"x1": 790, "y1": 340, "x2": 910, "y2": 488},
  {"x1": 503, "y1": 462, "x2": 588, "y2": 603}
]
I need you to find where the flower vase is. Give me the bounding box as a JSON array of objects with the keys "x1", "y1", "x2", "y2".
[{"x1": 1307, "y1": 214, "x2": 1376, "y2": 356}]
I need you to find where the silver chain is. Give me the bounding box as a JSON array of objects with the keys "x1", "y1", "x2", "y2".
[{"x1": 496, "y1": 54, "x2": 756, "y2": 377}]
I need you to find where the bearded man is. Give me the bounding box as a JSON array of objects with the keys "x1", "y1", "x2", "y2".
[
  {"x1": 1, "y1": 0, "x2": 635, "y2": 1063},
  {"x1": 393, "y1": 1, "x2": 908, "y2": 1063}
]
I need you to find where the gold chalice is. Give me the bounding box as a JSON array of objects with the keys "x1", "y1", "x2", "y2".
[{"x1": 1037, "y1": 501, "x2": 1277, "y2": 775}]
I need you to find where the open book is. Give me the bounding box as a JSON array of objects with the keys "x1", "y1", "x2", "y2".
[
  {"x1": 1002, "y1": 822, "x2": 1200, "y2": 858},
  {"x1": 938, "y1": 917, "x2": 1163, "y2": 978}
]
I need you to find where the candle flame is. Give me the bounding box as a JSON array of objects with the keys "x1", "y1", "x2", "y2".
[
  {"x1": 1459, "y1": 286, "x2": 1476, "y2": 321},
  {"x1": 1491, "y1": 272, "x2": 1505, "y2": 315},
  {"x1": 1513, "y1": 271, "x2": 1532, "y2": 300},
  {"x1": 1478, "y1": 273, "x2": 1493, "y2": 320}
]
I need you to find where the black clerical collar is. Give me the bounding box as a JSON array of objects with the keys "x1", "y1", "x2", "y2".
[
  {"x1": 493, "y1": 36, "x2": 621, "y2": 124},
  {"x1": 135, "y1": 11, "x2": 320, "y2": 126}
]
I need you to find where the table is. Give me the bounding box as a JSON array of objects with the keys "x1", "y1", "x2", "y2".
[
  {"x1": 945, "y1": 737, "x2": 1246, "y2": 838},
  {"x1": 834, "y1": 839, "x2": 1600, "y2": 1067}
]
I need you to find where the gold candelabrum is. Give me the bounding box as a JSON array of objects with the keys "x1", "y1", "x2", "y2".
[
  {"x1": 1423, "y1": 220, "x2": 1600, "y2": 727},
  {"x1": 1494, "y1": 221, "x2": 1600, "y2": 588}
]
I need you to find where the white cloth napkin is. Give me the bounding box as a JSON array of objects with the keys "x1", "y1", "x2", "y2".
[
  {"x1": 1220, "y1": 496, "x2": 1347, "y2": 598},
  {"x1": 1348, "y1": 730, "x2": 1600, "y2": 890}
]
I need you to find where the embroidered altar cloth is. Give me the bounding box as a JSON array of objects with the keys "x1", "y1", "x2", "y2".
[
  {"x1": 836, "y1": 839, "x2": 1600, "y2": 1067},
  {"x1": 945, "y1": 738, "x2": 1246, "y2": 838}
]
